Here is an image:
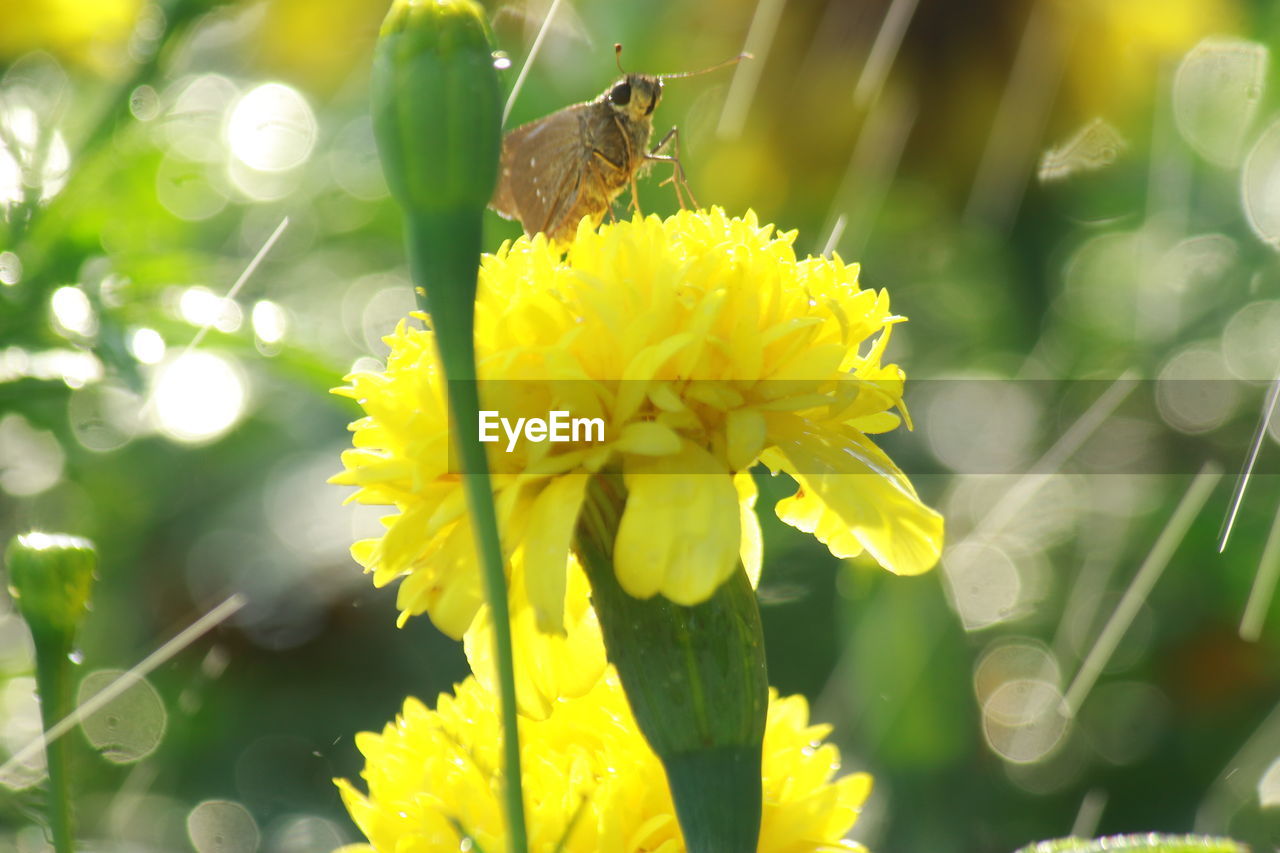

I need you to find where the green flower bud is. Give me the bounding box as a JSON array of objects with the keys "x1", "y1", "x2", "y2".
[
  {"x1": 371, "y1": 0, "x2": 503, "y2": 215},
  {"x1": 5, "y1": 532, "x2": 97, "y2": 642},
  {"x1": 371, "y1": 0, "x2": 504, "y2": 365},
  {"x1": 577, "y1": 475, "x2": 767, "y2": 853},
  {"x1": 370, "y1": 6, "x2": 529, "y2": 850}
]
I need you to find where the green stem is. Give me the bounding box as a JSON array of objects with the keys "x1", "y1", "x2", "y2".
[
  {"x1": 404, "y1": 212, "x2": 527, "y2": 853},
  {"x1": 31, "y1": 629, "x2": 76, "y2": 853}
]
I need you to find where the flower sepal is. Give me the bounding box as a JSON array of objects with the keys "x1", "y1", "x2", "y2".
[
  {"x1": 5, "y1": 532, "x2": 97, "y2": 644},
  {"x1": 577, "y1": 474, "x2": 768, "y2": 853}
]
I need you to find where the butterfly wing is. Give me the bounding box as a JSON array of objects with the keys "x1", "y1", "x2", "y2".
[{"x1": 492, "y1": 105, "x2": 594, "y2": 239}]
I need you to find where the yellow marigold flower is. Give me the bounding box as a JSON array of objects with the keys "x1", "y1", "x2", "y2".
[
  {"x1": 333, "y1": 207, "x2": 942, "y2": 641},
  {"x1": 335, "y1": 668, "x2": 871, "y2": 853}
]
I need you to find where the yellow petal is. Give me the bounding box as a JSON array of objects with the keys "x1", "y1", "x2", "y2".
[
  {"x1": 522, "y1": 474, "x2": 588, "y2": 633},
  {"x1": 616, "y1": 443, "x2": 740, "y2": 604},
  {"x1": 648, "y1": 381, "x2": 686, "y2": 413},
  {"x1": 734, "y1": 470, "x2": 763, "y2": 589},
  {"x1": 396, "y1": 520, "x2": 484, "y2": 639},
  {"x1": 768, "y1": 422, "x2": 943, "y2": 575},
  {"x1": 464, "y1": 556, "x2": 606, "y2": 720},
  {"x1": 726, "y1": 408, "x2": 767, "y2": 471},
  {"x1": 379, "y1": 501, "x2": 435, "y2": 575},
  {"x1": 615, "y1": 421, "x2": 683, "y2": 456},
  {"x1": 615, "y1": 333, "x2": 697, "y2": 422}
]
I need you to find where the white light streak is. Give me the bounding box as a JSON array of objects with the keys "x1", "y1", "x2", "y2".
[
  {"x1": 1062, "y1": 465, "x2": 1222, "y2": 716},
  {"x1": 0, "y1": 595, "x2": 245, "y2": 780}
]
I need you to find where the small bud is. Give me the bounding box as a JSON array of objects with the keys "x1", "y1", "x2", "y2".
[
  {"x1": 5, "y1": 532, "x2": 97, "y2": 642},
  {"x1": 371, "y1": 0, "x2": 503, "y2": 215},
  {"x1": 370, "y1": 0, "x2": 504, "y2": 364}
]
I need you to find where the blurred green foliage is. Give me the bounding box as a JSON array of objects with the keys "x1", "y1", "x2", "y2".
[{"x1": 3, "y1": 1, "x2": 1280, "y2": 852}]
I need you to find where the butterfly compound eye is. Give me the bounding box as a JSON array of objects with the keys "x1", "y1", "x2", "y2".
[
  {"x1": 644, "y1": 79, "x2": 662, "y2": 115},
  {"x1": 610, "y1": 81, "x2": 632, "y2": 106}
]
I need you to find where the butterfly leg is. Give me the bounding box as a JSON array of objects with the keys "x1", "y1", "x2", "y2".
[
  {"x1": 628, "y1": 174, "x2": 642, "y2": 214},
  {"x1": 646, "y1": 126, "x2": 698, "y2": 210},
  {"x1": 589, "y1": 146, "x2": 634, "y2": 222}
]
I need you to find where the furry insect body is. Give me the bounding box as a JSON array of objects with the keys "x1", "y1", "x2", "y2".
[{"x1": 491, "y1": 73, "x2": 666, "y2": 243}]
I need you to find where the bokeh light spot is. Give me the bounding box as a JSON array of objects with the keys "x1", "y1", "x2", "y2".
[
  {"x1": 1174, "y1": 37, "x2": 1267, "y2": 167},
  {"x1": 1060, "y1": 231, "x2": 1142, "y2": 338},
  {"x1": 156, "y1": 155, "x2": 227, "y2": 221},
  {"x1": 77, "y1": 669, "x2": 167, "y2": 763},
  {"x1": 179, "y1": 285, "x2": 242, "y2": 333},
  {"x1": 1156, "y1": 343, "x2": 1240, "y2": 434},
  {"x1": 187, "y1": 800, "x2": 260, "y2": 853},
  {"x1": 251, "y1": 300, "x2": 287, "y2": 345},
  {"x1": 50, "y1": 285, "x2": 96, "y2": 337},
  {"x1": 266, "y1": 815, "x2": 348, "y2": 853},
  {"x1": 942, "y1": 541, "x2": 1026, "y2": 630},
  {"x1": 149, "y1": 351, "x2": 248, "y2": 444},
  {"x1": 0, "y1": 104, "x2": 70, "y2": 207},
  {"x1": 163, "y1": 74, "x2": 239, "y2": 163},
  {"x1": 0, "y1": 614, "x2": 34, "y2": 672},
  {"x1": 0, "y1": 678, "x2": 46, "y2": 790},
  {"x1": 129, "y1": 83, "x2": 160, "y2": 121},
  {"x1": 0, "y1": 251, "x2": 22, "y2": 285},
  {"x1": 1259, "y1": 756, "x2": 1280, "y2": 807},
  {"x1": 129, "y1": 327, "x2": 167, "y2": 364},
  {"x1": 1242, "y1": 117, "x2": 1280, "y2": 248},
  {"x1": 975, "y1": 639, "x2": 1061, "y2": 706},
  {"x1": 52, "y1": 349, "x2": 103, "y2": 389},
  {"x1": 0, "y1": 413, "x2": 65, "y2": 495},
  {"x1": 982, "y1": 678, "x2": 1070, "y2": 764},
  {"x1": 925, "y1": 380, "x2": 1039, "y2": 474},
  {"x1": 1223, "y1": 300, "x2": 1280, "y2": 380},
  {"x1": 69, "y1": 382, "x2": 145, "y2": 452},
  {"x1": 226, "y1": 83, "x2": 316, "y2": 172},
  {"x1": 356, "y1": 278, "x2": 416, "y2": 355}
]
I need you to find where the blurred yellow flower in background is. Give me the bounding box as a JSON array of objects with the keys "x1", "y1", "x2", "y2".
[
  {"x1": 336, "y1": 668, "x2": 870, "y2": 853},
  {"x1": 0, "y1": 0, "x2": 141, "y2": 71},
  {"x1": 249, "y1": 0, "x2": 385, "y2": 95},
  {"x1": 333, "y1": 207, "x2": 942, "y2": 655},
  {"x1": 1064, "y1": 0, "x2": 1240, "y2": 117}
]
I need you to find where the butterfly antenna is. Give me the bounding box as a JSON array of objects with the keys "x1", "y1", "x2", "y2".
[
  {"x1": 615, "y1": 43, "x2": 626, "y2": 74},
  {"x1": 659, "y1": 52, "x2": 753, "y2": 80}
]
